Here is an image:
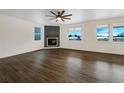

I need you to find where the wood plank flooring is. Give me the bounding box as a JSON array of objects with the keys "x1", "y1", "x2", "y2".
[{"x1": 0, "y1": 48, "x2": 124, "y2": 83}]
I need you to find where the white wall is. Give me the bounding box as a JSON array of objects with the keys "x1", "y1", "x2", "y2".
[
  {"x1": 0, "y1": 14, "x2": 124, "y2": 58},
  {"x1": 0, "y1": 14, "x2": 44, "y2": 58},
  {"x1": 60, "y1": 17, "x2": 124, "y2": 55}
]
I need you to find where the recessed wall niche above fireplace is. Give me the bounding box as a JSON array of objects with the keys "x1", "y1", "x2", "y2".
[{"x1": 44, "y1": 26, "x2": 60, "y2": 47}]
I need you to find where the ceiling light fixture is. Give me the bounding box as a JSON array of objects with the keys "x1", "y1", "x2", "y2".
[
  {"x1": 56, "y1": 17, "x2": 61, "y2": 20},
  {"x1": 45, "y1": 10, "x2": 72, "y2": 22}
]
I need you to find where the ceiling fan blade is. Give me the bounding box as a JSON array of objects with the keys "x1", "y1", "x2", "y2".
[
  {"x1": 61, "y1": 19, "x2": 65, "y2": 22},
  {"x1": 50, "y1": 11, "x2": 57, "y2": 16},
  {"x1": 58, "y1": 12, "x2": 60, "y2": 15},
  {"x1": 60, "y1": 10, "x2": 65, "y2": 16},
  {"x1": 63, "y1": 18, "x2": 71, "y2": 20},
  {"x1": 63, "y1": 14, "x2": 72, "y2": 17},
  {"x1": 45, "y1": 15, "x2": 55, "y2": 17}
]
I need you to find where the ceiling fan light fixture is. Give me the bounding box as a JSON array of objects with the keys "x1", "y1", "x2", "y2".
[
  {"x1": 56, "y1": 17, "x2": 61, "y2": 20},
  {"x1": 46, "y1": 10, "x2": 72, "y2": 22}
]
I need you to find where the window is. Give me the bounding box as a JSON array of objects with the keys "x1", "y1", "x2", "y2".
[
  {"x1": 112, "y1": 23, "x2": 124, "y2": 42},
  {"x1": 96, "y1": 25, "x2": 109, "y2": 41},
  {"x1": 68, "y1": 27, "x2": 81, "y2": 40},
  {"x1": 34, "y1": 27, "x2": 41, "y2": 40}
]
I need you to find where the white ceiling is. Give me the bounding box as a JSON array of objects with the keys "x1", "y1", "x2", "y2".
[{"x1": 0, "y1": 9, "x2": 124, "y2": 25}]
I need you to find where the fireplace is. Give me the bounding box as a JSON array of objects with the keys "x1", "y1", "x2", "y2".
[{"x1": 47, "y1": 37, "x2": 58, "y2": 47}]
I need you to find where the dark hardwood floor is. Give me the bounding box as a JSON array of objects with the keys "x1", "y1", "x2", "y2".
[{"x1": 0, "y1": 48, "x2": 124, "y2": 83}]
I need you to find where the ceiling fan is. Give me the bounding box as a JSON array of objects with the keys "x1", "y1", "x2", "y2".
[{"x1": 45, "y1": 10, "x2": 72, "y2": 22}]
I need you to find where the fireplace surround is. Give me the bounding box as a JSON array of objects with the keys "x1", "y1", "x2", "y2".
[{"x1": 44, "y1": 26, "x2": 60, "y2": 47}]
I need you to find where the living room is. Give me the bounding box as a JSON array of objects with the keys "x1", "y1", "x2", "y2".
[
  {"x1": 1, "y1": 0, "x2": 124, "y2": 91},
  {"x1": 0, "y1": 9, "x2": 124, "y2": 83}
]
